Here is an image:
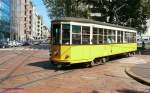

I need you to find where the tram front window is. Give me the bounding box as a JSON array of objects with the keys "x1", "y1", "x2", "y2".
[
  {"x1": 52, "y1": 24, "x2": 60, "y2": 44},
  {"x1": 62, "y1": 24, "x2": 70, "y2": 44}
]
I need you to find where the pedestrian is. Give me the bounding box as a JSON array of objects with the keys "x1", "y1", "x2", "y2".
[{"x1": 142, "y1": 41, "x2": 145, "y2": 50}]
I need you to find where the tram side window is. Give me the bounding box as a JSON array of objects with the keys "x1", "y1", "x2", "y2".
[
  {"x1": 117, "y1": 31, "x2": 123, "y2": 43},
  {"x1": 104, "y1": 29, "x2": 108, "y2": 43},
  {"x1": 108, "y1": 30, "x2": 116, "y2": 43},
  {"x1": 130, "y1": 32, "x2": 136, "y2": 43},
  {"x1": 133, "y1": 33, "x2": 136, "y2": 43},
  {"x1": 52, "y1": 24, "x2": 60, "y2": 44},
  {"x1": 125, "y1": 32, "x2": 130, "y2": 43},
  {"x1": 107, "y1": 30, "x2": 112, "y2": 43},
  {"x1": 112, "y1": 30, "x2": 116, "y2": 43},
  {"x1": 72, "y1": 25, "x2": 81, "y2": 44},
  {"x1": 62, "y1": 24, "x2": 70, "y2": 44},
  {"x1": 99, "y1": 28, "x2": 103, "y2": 43},
  {"x1": 82, "y1": 26, "x2": 90, "y2": 44},
  {"x1": 93, "y1": 28, "x2": 99, "y2": 44}
]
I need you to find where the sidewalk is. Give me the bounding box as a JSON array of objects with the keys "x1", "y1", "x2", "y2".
[{"x1": 126, "y1": 62, "x2": 150, "y2": 86}]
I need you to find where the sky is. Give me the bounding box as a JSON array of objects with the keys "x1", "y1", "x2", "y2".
[{"x1": 32, "y1": 0, "x2": 51, "y2": 29}]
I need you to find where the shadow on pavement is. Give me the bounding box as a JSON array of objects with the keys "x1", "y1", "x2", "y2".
[
  {"x1": 117, "y1": 89, "x2": 150, "y2": 93},
  {"x1": 28, "y1": 55, "x2": 132, "y2": 71},
  {"x1": 91, "y1": 90, "x2": 99, "y2": 93},
  {"x1": 28, "y1": 61, "x2": 87, "y2": 71},
  {"x1": 28, "y1": 61, "x2": 56, "y2": 70}
]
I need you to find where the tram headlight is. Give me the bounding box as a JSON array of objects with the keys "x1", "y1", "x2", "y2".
[{"x1": 54, "y1": 50, "x2": 59, "y2": 56}]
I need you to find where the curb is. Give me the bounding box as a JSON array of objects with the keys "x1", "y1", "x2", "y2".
[{"x1": 125, "y1": 67, "x2": 150, "y2": 86}]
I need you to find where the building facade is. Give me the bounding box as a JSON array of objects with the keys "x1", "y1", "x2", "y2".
[
  {"x1": 11, "y1": 0, "x2": 33, "y2": 42},
  {"x1": 0, "y1": 0, "x2": 11, "y2": 41},
  {"x1": 42, "y1": 26, "x2": 50, "y2": 39},
  {"x1": 11, "y1": 0, "x2": 49, "y2": 42},
  {"x1": 36, "y1": 15, "x2": 43, "y2": 40},
  {"x1": 32, "y1": 6, "x2": 38, "y2": 40}
]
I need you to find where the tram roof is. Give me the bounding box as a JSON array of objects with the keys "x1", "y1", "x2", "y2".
[{"x1": 52, "y1": 17, "x2": 137, "y2": 31}]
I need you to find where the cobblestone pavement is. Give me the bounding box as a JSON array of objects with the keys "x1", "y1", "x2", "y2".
[{"x1": 0, "y1": 48, "x2": 149, "y2": 93}]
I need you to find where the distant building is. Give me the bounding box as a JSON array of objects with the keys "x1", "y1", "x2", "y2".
[
  {"x1": 11, "y1": 0, "x2": 49, "y2": 42},
  {"x1": 0, "y1": 0, "x2": 11, "y2": 41},
  {"x1": 137, "y1": 20, "x2": 150, "y2": 41},
  {"x1": 32, "y1": 6, "x2": 38, "y2": 40},
  {"x1": 11, "y1": 0, "x2": 33, "y2": 42},
  {"x1": 36, "y1": 15, "x2": 43, "y2": 40},
  {"x1": 42, "y1": 26, "x2": 50, "y2": 39}
]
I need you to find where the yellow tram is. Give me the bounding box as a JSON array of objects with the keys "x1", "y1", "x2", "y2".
[{"x1": 50, "y1": 17, "x2": 137, "y2": 67}]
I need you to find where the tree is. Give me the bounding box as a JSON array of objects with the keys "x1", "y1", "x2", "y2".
[
  {"x1": 43, "y1": 0, "x2": 89, "y2": 19},
  {"x1": 43, "y1": 0, "x2": 150, "y2": 33},
  {"x1": 81, "y1": 0, "x2": 150, "y2": 32}
]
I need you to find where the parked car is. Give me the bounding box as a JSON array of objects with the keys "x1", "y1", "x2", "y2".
[
  {"x1": 15, "y1": 41, "x2": 23, "y2": 46},
  {"x1": 0, "y1": 42, "x2": 9, "y2": 48},
  {"x1": 33, "y1": 41, "x2": 40, "y2": 45},
  {"x1": 23, "y1": 42, "x2": 31, "y2": 46},
  {"x1": 8, "y1": 41, "x2": 17, "y2": 47}
]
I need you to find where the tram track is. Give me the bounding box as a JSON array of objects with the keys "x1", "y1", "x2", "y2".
[
  {"x1": 0, "y1": 46, "x2": 44, "y2": 67},
  {"x1": 11, "y1": 47, "x2": 49, "y2": 59},
  {"x1": 0, "y1": 46, "x2": 48, "y2": 79},
  {"x1": 0, "y1": 49, "x2": 29, "y2": 66},
  {"x1": 0, "y1": 51, "x2": 12, "y2": 59},
  {"x1": 0, "y1": 50, "x2": 36, "y2": 84},
  {"x1": 0, "y1": 46, "x2": 65, "y2": 93},
  {"x1": 0, "y1": 69, "x2": 74, "y2": 93}
]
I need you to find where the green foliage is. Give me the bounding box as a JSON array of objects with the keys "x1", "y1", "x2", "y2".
[
  {"x1": 43, "y1": 0, "x2": 150, "y2": 32},
  {"x1": 43, "y1": 0, "x2": 89, "y2": 19}
]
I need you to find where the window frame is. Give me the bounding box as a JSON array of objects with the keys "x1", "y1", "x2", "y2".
[
  {"x1": 82, "y1": 26, "x2": 91, "y2": 45},
  {"x1": 53, "y1": 22, "x2": 137, "y2": 45},
  {"x1": 92, "y1": 27, "x2": 99, "y2": 44},
  {"x1": 72, "y1": 25, "x2": 82, "y2": 45},
  {"x1": 61, "y1": 24, "x2": 71, "y2": 45}
]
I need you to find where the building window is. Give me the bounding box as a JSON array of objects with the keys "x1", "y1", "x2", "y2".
[
  {"x1": 25, "y1": 11, "x2": 26, "y2": 15},
  {"x1": 72, "y1": 25, "x2": 81, "y2": 45},
  {"x1": 25, "y1": 5, "x2": 27, "y2": 9},
  {"x1": 24, "y1": 30, "x2": 26, "y2": 34},
  {"x1": 24, "y1": 17, "x2": 26, "y2": 21},
  {"x1": 82, "y1": 26, "x2": 90, "y2": 44}
]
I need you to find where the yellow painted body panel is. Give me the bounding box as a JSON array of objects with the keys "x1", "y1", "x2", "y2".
[{"x1": 51, "y1": 43, "x2": 137, "y2": 64}]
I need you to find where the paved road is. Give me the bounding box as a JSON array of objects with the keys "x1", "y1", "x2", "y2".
[
  {"x1": 131, "y1": 63, "x2": 150, "y2": 79},
  {"x1": 0, "y1": 48, "x2": 149, "y2": 93}
]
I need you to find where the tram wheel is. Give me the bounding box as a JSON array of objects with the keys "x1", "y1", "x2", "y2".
[
  {"x1": 102, "y1": 57, "x2": 106, "y2": 64},
  {"x1": 90, "y1": 61, "x2": 95, "y2": 67},
  {"x1": 84, "y1": 62, "x2": 91, "y2": 68},
  {"x1": 132, "y1": 52, "x2": 136, "y2": 55},
  {"x1": 85, "y1": 61, "x2": 95, "y2": 68},
  {"x1": 126, "y1": 53, "x2": 131, "y2": 57}
]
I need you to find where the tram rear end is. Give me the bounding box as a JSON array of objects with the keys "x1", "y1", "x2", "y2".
[{"x1": 50, "y1": 21, "x2": 72, "y2": 66}]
